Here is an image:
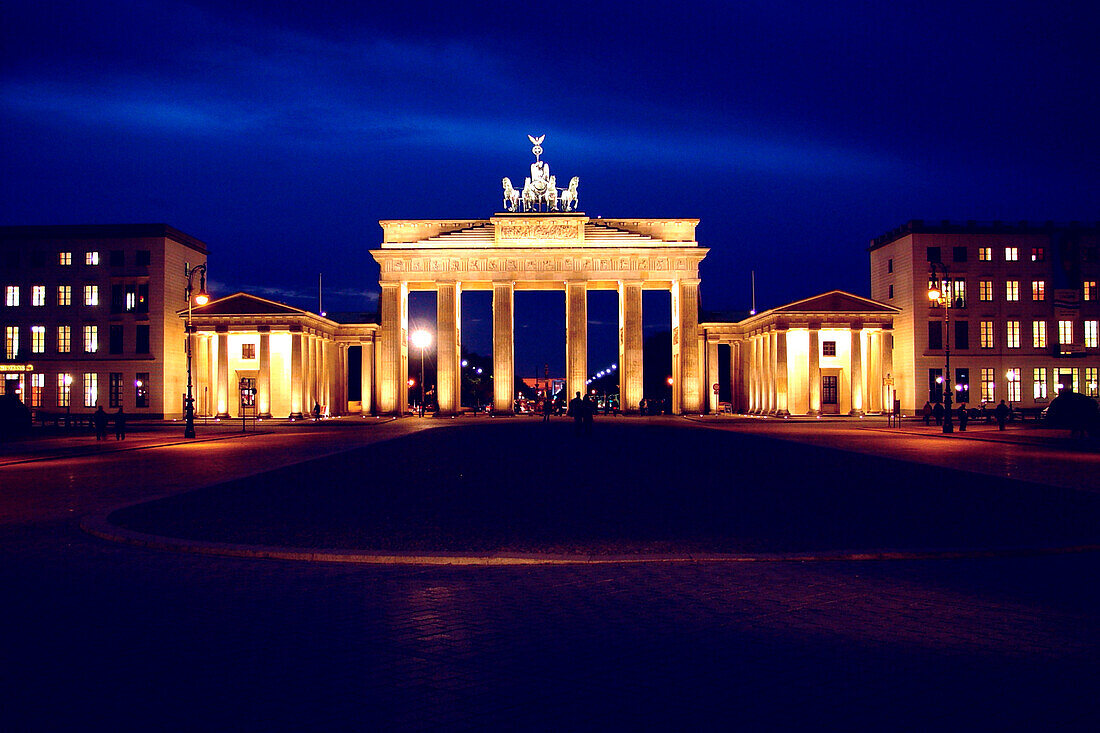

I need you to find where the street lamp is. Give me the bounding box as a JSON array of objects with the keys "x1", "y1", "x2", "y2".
[
  {"x1": 928, "y1": 262, "x2": 953, "y2": 433},
  {"x1": 410, "y1": 329, "x2": 431, "y2": 417},
  {"x1": 184, "y1": 263, "x2": 209, "y2": 438}
]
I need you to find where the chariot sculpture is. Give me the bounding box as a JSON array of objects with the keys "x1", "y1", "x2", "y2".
[{"x1": 502, "y1": 135, "x2": 579, "y2": 213}]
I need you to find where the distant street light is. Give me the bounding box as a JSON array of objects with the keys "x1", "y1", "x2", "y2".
[
  {"x1": 410, "y1": 329, "x2": 432, "y2": 417},
  {"x1": 928, "y1": 262, "x2": 954, "y2": 434},
  {"x1": 184, "y1": 263, "x2": 209, "y2": 439}
]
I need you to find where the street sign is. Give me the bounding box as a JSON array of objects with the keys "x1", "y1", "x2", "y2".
[{"x1": 712, "y1": 383, "x2": 720, "y2": 393}]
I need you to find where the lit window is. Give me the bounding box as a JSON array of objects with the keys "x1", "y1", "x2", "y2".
[
  {"x1": 822, "y1": 341, "x2": 837, "y2": 357},
  {"x1": 1056, "y1": 367, "x2": 1079, "y2": 394},
  {"x1": 59, "y1": 251, "x2": 72, "y2": 266},
  {"x1": 242, "y1": 343, "x2": 256, "y2": 359},
  {"x1": 1005, "y1": 280, "x2": 1019, "y2": 301},
  {"x1": 125, "y1": 289, "x2": 137, "y2": 312},
  {"x1": 1085, "y1": 281, "x2": 1097, "y2": 301},
  {"x1": 5, "y1": 285, "x2": 19, "y2": 307},
  {"x1": 4, "y1": 326, "x2": 17, "y2": 359},
  {"x1": 32, "y1": 285, "x2": 46, "y2": 306},
  {"x1": 1031, "y1": 247, "x2": 1045, "y2": 261},
  {"x1": 1032, "y1": 320, "x2": 1047, "y2": 348},
  {"x1": 1086, "y1": 367, "x2": 1099, "y2": 398},
  {"x1": 1086, "y1": 320, "x2": 1098, "y2": 349},
  {"x1": 31, "y1": 373, "x2": 44, "y2": 408},
  {"x1": 979, "y1": 280, "x2": 993, "y2": 301},
  {"x1": 1033, "y1": 368, "x2": 1048, "y2": 400},
  {"x1": 31, "y1": 326, "x2": 45, "y2": 353},
  {"x1": 978, "y1": 247, "x2": 992, "y2": 261},
  {"x1": 57, "y1": 374, "x2": 71, "y2": 407},
  {"x1": 83, "y1": 373, "x2": 98, "y2": 407},
  {"x1": 1031, "y1": 281, "x2": 1045, "y2": 301},
  {"x1": 1006, "y1": 320, "x2": 1020, "y2": 348},
  {"x1": 1058, "y1": 320, "x2": 1073, "y2": 347},
  {"x1": 1006, "y1": 368, "x2": 1021, "y2": 402},
  {"x1": 57, "y1": 325, "x2": 71, "y2": 353},
  {"x1": 952, "y1": 279, "x2": 967, "y2": 307},
  {"x1": 58, "y1": 285, "x2": 71, "y2": 306},
  {"x1": 980, "y1": 321, "x2": 994, "y2": 348},
  {"x1": 1004, "y1": 247, "x2": 1018, "y2": 261},
  {"x1": 981, "y1": 367, "x2": 995, "y2": 402},
  {"x1": 83, "y1": 325, "x2": 98, "y2": 353},
  {"x1": 85, "y1": 251, "x2": 99, "y2": 266},
  {"x1": 84, "y1": 285, "x2": 98, "y2": 306}
]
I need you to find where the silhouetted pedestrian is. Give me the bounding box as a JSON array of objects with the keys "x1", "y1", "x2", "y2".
[
  {"x1": 957, "y1": 403, "x2": 968, "y2": 431},
  {"x1": 932, "y1": 401, "x2": 944, "y2": 426},
  {"x1": 312, "y1": 402, "x2": 322, "y2": 421},
  {"x1": 568, "y1": 392, "x2": 584, "y2": 434},
  {"x1": 582, "y1": 394, "x2": 595, "y2": 434},
  {"x1": 639, "y1": 398, "x2": 646, "y2": 416},
  {"x1": 921, "y1": 401, "x2": 933, "y2": 425},
  {"x1": 542, "y1": 394, "x2": 552, "y2": 422},
  {"x1": 93, "y1": 406, "x2": 108, "y2": 440},
  {"x1": 995, "y1": 399, "x2": 1009, "y2": 430},
  {"x1": 114, "y1": 407, "x2": 126, "y2": 440}
]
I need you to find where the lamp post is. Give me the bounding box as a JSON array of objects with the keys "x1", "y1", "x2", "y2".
[
  {"x1": 410, "y1": 329, "x2": 431, "y2": 417},
  {"x1": 184, "y1": 264, "x2": 209, "y2": 438},
  {"x1": 927, "y1": 262, "x2": 953, "y2": 433}
]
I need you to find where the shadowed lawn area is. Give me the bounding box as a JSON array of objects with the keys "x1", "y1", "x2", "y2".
[{"x1": 110, "y1": 422, "x2": 1100, "y2": 555}]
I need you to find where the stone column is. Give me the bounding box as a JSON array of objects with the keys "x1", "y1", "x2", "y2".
[
  {"x1": 850, "y1": 327, "x2": 864, "y2": 415},
  {"x1": 673, "y1": 279, "x2": 702, "y2": 414},
  {"x1": 290, "y1": 331, "x2": 303, "y2": 418},
  {"x1": 565, "y1": 281, "x2": 587, "y2": 403},
  {"x1": 748, "y1": 335, "x2": 758, "y2": 412},
  {"x1": 706, "y1": 337, "x2": 720, "y2": 413},
  {"x1": 808, "y1": 328, "x2": 821, "y2": 415},
  {"x1": 360, "y1": 338, "x2": 374, "y2": 414},
  {"x1": 618, "y1": 281, "x2": 643, "y2": 413},
  {"x1": 301, "y1": 334, "x2": 312, "y2": 415},
  {"x1": 258, "y1": 328, "x2": 272, "y2": 418},
  {"x1": 731, "y1": 341, "x2": 742, "y2": 412},
  {"x1": 492, "y1": 282, "x2": 514, "y2": 413},
  {"x1": 775, "y1": 328, "x2": 789, "y2": 416},
  {"x1": 216, "y1": 328, "x2": 230, "y2": 417},
  {"x1": 882, "y1": 329, "x2": 894, "y2": 412},
  {"x1": 378, "y1": 282, "x2": 407, "y2": 415},
  {"x1": 868, "y1": 330, "x2": 882, "y2": 413},
  {"x1": 761, "y1": 329, "x2": 771, "y2": 414},
  {"x1": 437, "y1": 283, "x2": 461, "y2": 415}
]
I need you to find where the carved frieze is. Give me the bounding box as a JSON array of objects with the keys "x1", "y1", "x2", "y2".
[
  {"x1": 378, "y1": 249, "x2": 703, "y2": 280},
  {"x1": 497, "y1": 220, "x2": 582, "y2": 242}
]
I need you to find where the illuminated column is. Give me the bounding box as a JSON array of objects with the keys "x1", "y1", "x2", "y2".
[
  {"x1": 849, "y1": 326, "x2": 863, "y2": 415},
  {"x1": 338, "y1": 344, "x2": 347, "y2": 415},
  {"x1": 216, "y1": 328, "x2": 229, "y2": 417},
  {"x1": 437, "y1": 283, "x2": 461, "y2": 415},
  {"x1": 492, "y1": 281, "x2": 514, "y2": 412},
  {"x1": 706, "y1": 337, "x2": 720, "y2": 413},
  {"x1": 672, "y1": 279, "x2": 702, "y2": 414},
  {"x1": 313, "y1": 336, "x2": 323, "y2": 412},
  {"x1": 258, "y1": 328, "x2": 272, "y2": 418},
  {"x1": 360, "y1": 338, "x2": 374, "y2": 414},
  {"x1": 618, "y1": 281, "x2": 643, "y2": 413},
  {"x1": 378, "y1": 282, "x2": 408, "y2": 415},
  {"x1": 301, "y1": 334, "x2": 312, "y2": 415},
  {"x1": 868, "y1": 330, "x2": 882, "y2": 413},
  {"x1": 775, "y1": 328, "x2": 789, "y2": 416},
  {"x1": 808, "y1": 328, "x2": 821, "y2": 415},
  {"x1": 760, "y1": 329, "x2": 770, "y2": 413},
  {"x1": 731, "y1": 340, "x2": 743, "y2": 412},
  {"x1": 882, "y1": 329, "x2": 894, "y2": 411},
  {"x1": 748, "y1": 335, "x2": 758, "y2": 412},
  {"x1": 196, "y1": 334, "x2": 211, "y2": 416},
  {"x1": 565, "y1": 281, "x2": 587, "y2": 402},
  {"x1": 290, "y1": 330, "x2": 303, "y2": 418}
]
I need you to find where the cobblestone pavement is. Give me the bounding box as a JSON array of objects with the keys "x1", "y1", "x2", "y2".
[{"x1": 3, "y1": 418, "x2": 1099, "y2": 730}]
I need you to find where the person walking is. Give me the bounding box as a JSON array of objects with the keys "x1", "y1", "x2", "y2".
[
  {"x1": 995, "y1": 399, "x2": 1009, "y2": 430},
  {"x1": 542, "y1": 394, "x2": 552, "y2": 422},
  {"x1": 957, "y1": 403, "x2": 969, "y2": 432},
  {"x1": 312, "y1": 402, "x2": 321, "y2": 421},
  {"x1": 568, "y1": 391, "x2": 585, "y2": 435},
  {"x1": 932, "y1": 401, "x2": 944, "y2": 426},
  {"x1": 93, "y1": 406, "x2": 108, "y2": 441},
  {"x1": 114, "y1": 407, "x2": 126, "y2": 440},
  {"x1": 921, "y1": 401, "x2": 933, "y2": 425}
]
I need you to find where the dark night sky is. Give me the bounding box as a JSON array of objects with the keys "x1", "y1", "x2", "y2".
[{"x1": 3, "y1": 1, "x2": 1097, "y2": 376}]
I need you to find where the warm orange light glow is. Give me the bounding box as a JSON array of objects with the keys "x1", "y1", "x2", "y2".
[
  {"x1": 666, "y1": 376, "x2": 674, "y2": 386},
  {"x1": 927, "y1": 287, "x2": 941, "y2": 302},
  {"x1": 410, "y1": 329, "x2": 432, "y2": 350},
  {"x1": 408, "y1": 378, "x2": 415, "y2": 387},
  {"x1": 194, "y1": 292, "x2": 209, "y2": 306}
]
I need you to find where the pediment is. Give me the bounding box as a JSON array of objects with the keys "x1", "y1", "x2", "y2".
[
  {"x1": 185, "y1": 292, "x2": 313, "y2": 316},
  {"x1": 771, "y1": 290, "x2": 898, "y2": 314}
]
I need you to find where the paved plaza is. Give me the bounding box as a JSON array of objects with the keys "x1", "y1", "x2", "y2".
[{"x1": 2, "y1": 416, "x2": 1099, "y2": 730}]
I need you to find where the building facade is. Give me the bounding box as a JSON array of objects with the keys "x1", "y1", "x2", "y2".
[
  {"x1": 2, "y1": 224, "x2": 208, "y2": 418},
  {"x1": 869, "y1": 221, "x2": 1100, "y2": 413}
]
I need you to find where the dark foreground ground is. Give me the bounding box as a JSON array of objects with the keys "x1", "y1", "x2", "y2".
[{"x1": 3, "y1": 419, "x2": 1099, "y2": 730}]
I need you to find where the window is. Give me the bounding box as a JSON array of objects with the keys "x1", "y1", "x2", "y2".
[
  {"x1": 109, "y1": 250, "x2": 125, "y2": 267},
  {"x1": 1031, "y1": 280, "x2": 1045, "y2": 301},
  {"x1": 135, "y1": 373, "x2": 149, "y2": 408},
  {"x1": 31, "y1": 326, "x2": 45, "y2": 353},
  {"x1": 927, "y1": 247, "x2": 941, "y2": 263},
  {"x1": 59, "y1": 251, "x2": 72, "y2": 266},
  {"x1": 951, "y1": 279, "x2": 967, "y2": 307},
  {"x1": 125, "y1": 286, "x2": 137, "y2": 312},
  {"x1": 4, "y1": 326, "x2": 17, "y2": 359},
  {"x1": 1058, "y1": 320, "x2": 1073, "y2": 347},
  {"x1": 1006, "y1": 320, "x2": 1020, "y2": 348},
  {"x1": 822, "y1": 341, "x2": 836, "y2": 357},
  {"x1": 57, "y1": 325, "x2": 71, "y2": 353},
  {"x1": 1005, "y1": 280, "x2": 1019, "y2": 301},
  {"x1": 953, "y1": 246, "x2": 967, "y2": 262},
  {"x1": 136, "y1": 250, "x2": 151, "y2": 266},
  {"x1": 58, "y1": 285, "x2": 71, "y2": 306},
  {"x1": 978, "y1": 247, "x2": 992, "y2": 261},
  {"x1": 888, "y1": 284, "x2": 893, "y2": 299},
  {"x1": 887, "y1": 258, "x2": 893, "y2": 273},
  {"x1": 111, "y1": 285, "x2": 124, "y2": 314},
  {"x1": 110, "y1": 325, "x2": 123, "y2": 354},
  {"x1": 979, "y1": 280, "x2": 993, "y2": 301},
  {"x1": 83, "y1": 325, "x2": 98, "y2": 353},
  {"x1": 136, "y1": 325, "x2": 150, "y2": 354},
  {"x1": 955, "y1": 320, "x2": 969, "y2": 349},
  {"x1": 30, "y1": 373, "x2": 43, "y2": 408},
  {"x1": 109, "y1": 373, "x2": 123, "y2": 408},
  {"x1": 57, "y1": 374, "x2": 71, "y2": 407},
  {"x1": 1031, "y1": 247, "x2": 1045, "y2": 262},
  {"x1": 1056, "y1": 367, "x2": 1079, "y2": 394},
  {"x1": 1004, "y1": 247, "x2": 1018, "y2": 261},
  {"x1": 1033, "y1": 320, "x2": 1047, "y2": 348},
  {"x1": 1006, "y1": 368, "x2": 1021, "y2": 402},
  {"x1": 84, "y1": 285, "x2": 99, "y2": 306},
  {"x1": 32, "y1": 285, "x2": 45, "y2": 306},
  {"x1": 1085, "y1": 281, "x2": 1097, "y2": 301},
  {"x1": 928, "y1": 321, "x2": 942, "y2": 350},
  {"x1": 85, "y1": 250, "x2": 100, "y2": 266},
  {"x1": 1033, "y1": 368, "x2": 1048, "y2": 400},
  {"x1": 981, "y1": 368, "x2": 996, "y2": 402},
  {"x1": 242, "y1": 343, "x2": 256, "y2": 359},
  {"x1": 5, "y1": 285, "x2": 19, "y2": 307},
  {"x1": 929, "y1": 369, "x2": 943, "y2": 403},
  {"x1": 1086, "y1": 320, "x2": 1098, "y2": 348},
  {"x1": 82, "y1": 373, "x2": 97, "y2": 407},
  {"x1": 980, "y1": 321, "x2": 994, "y2": 348},
  {"x1": 1086, "y1": 368, "x2": 1099, "y2": 398}
]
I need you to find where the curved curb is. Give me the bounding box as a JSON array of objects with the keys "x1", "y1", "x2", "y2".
[{"x1": 80, "y1": 512, "x2": 1100, "y2": 566}]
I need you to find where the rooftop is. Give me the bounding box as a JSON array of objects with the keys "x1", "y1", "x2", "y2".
[{"x1": 869, "y1": 219, "x2": 1100, "y2": 251}]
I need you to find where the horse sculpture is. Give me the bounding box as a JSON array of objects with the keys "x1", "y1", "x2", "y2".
[
  {"x1": 522, "y1": 175, "x2": 558, "y2": 211},
  {"x1": 559, "y1": 176, "x2": 579, "y2": 212},
  {"x1": 502, "y1": 177, "x2": 520, "y2": 212}
]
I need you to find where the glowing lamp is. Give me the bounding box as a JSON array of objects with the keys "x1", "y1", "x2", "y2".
[
  {"x1": 927, "y1": 286, "x2": 941, "y2": 302},
  {"x1": 666, "y1": 376, "x2": 674, "y2": 386},
  {"x1": 410, "y1": 329, "x2": 432, "y2": 350},
  {"x1": 407, "y1": 378, "x2": 415, "y2": 387},
  {"x1": 194, "y1": 291, "x2": 209, "y2": 306}
]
